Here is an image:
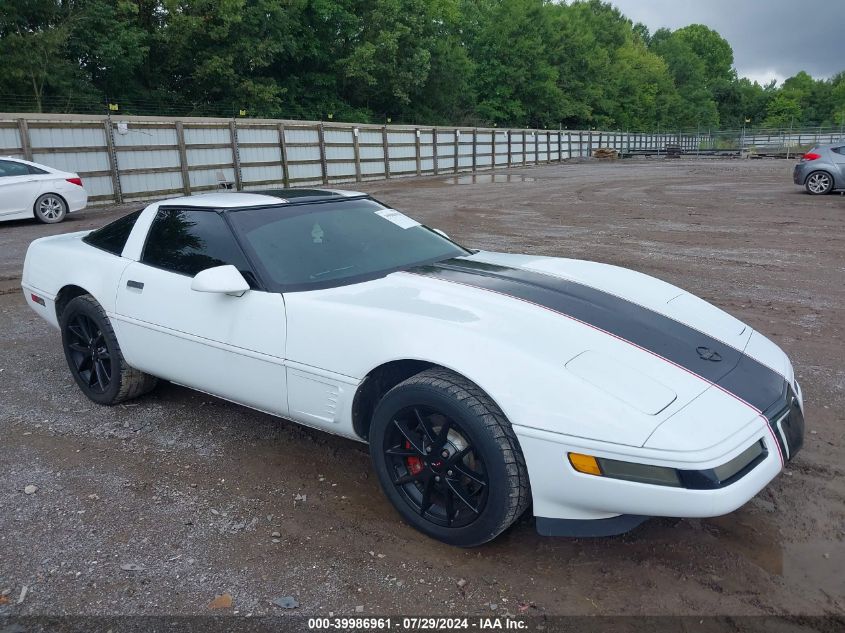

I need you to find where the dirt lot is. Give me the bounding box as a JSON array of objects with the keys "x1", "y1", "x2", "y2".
[{"x1": 0, "y1": 159, "x2": 843, "y2": 622}]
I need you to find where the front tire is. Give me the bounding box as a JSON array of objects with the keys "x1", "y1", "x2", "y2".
[
  {"x1": 805, "y1": 171, "x2": 834, "y2": 195},
  {"x1": 369, "y1": 368, "x2": 530, "y2": 547},
  {"x1": 60, "y1": 295, "x2": 158, "y2": 405},
  {"x1": 34, "y1": 193, "x2": 68, "y2": 223}
]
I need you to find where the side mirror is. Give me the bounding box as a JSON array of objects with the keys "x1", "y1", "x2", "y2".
[
  {"x1": 433, "y1": 228, "x2": 450, "y2": 240},
  {"x1": 191, "y1": 265, "x2": 249, "y2": 296}
]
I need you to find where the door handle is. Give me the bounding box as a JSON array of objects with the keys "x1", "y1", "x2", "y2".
[{"x1": 126, "y1": 280, "x2": 144, "y2": 291}]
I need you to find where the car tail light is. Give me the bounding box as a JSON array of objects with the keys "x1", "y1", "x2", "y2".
[
  {"x1": 803, "y1": 152, "x2": 821, "y2": 161},
  {"x1": 66, "y1": 177, "x2": 83, "y2": 186}
]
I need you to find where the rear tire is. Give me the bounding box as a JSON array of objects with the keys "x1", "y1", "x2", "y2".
[
  {"x1": 60, "y1": 295, "x2": 157, "y2": 405},
  {"x1": 34, "y1": 193, "x2": 68, "y2": 223},
  {"x1": 369, "y1": 368, "x2": 530, "y2": 547},
  {"x1": 805, "y1": 171, "x2": 834, "y2": 195}
]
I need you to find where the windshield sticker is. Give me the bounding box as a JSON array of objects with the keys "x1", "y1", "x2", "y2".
[{"x1": 374, "y1": 209, "x2": 420, "y2": 229}]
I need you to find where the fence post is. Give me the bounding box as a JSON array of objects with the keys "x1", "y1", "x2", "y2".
[
  {"x1": 278, "y1": 124, "x2": 290, "y2": 188},
  {"x1": 102, "y1": 118, "x2": 123, "y2": 204},
  {"x1": 522, "y1": 131, "x2": 527, "y2": 165},
  {"x1": 16, "y1": 119, "x2": 32, "y2": 161},
  {"x1": 507, "y1": 130, "x2": 512, "y2": 167},
  {"x1": 472, "y1": 128, "x2": 478, "y2": 172},
  {"x1": 318, "y1": 123, "x2": 329, "y2": 185},
  {"x1": 453, "y1": 130, "x2": 459, "y2": 174},
  {"x1": 432, "y1": 128, "x2": 439, "y2": 175},
  {"x1": 229, "y1": 120, "x2": 242, "y2": 191},
  {"x1": 352, "y1": 127, "x2": 362, "y2": 182},
  {"x1": 415, "y1": 128, "x2": 421, "y2": 176},
  {"x1": 174, "y1": 121, "x2": 191, "y2": 195},
  {"x1": 382, "y1": 126, "x2": 391, "y2": 179}
]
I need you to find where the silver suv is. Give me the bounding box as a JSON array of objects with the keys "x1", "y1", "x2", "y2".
[{"x1": 793, "y1": 143, "x2": 845, "y2": 194}]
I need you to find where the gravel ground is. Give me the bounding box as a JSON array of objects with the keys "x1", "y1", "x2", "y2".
[{"x1": 0, "y1": 158, "x2": 843, "y2": 621}]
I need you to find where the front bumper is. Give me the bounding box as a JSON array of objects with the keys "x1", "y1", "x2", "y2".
[{"x1": 518, "y1": 384, "x2": 804, "y2": 536}]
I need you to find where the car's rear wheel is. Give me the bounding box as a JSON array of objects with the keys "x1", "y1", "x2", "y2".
[
  {"x1": 60, "y1": 295, "x2": 158, "y2": 405},
  {"x1": 805, "y1": 171, "x2": 834, "y2": 195},
  {"x1": 369, "y1": 368, "x2": 530, "y2": 547},
  {"x1": 34, "y1": 193, "x2": 68, "y2": 223}
]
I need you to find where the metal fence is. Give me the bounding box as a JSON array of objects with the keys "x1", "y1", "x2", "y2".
[
  {"x1": 0, "y1": 114, "x2": 701, "y2": 205},
  {"x1": 699, "y1": 126, "x2": 845, "y2": 153}
]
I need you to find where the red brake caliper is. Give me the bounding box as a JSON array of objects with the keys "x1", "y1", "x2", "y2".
[{"x1": 405, "y1": 441, "x2": 424, "y2": 475}]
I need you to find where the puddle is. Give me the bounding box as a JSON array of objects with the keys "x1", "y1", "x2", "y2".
[
  {"x1": 703, "y1": 515, "x2": 784, "y2": 574},
  {"x1": 703, "y1": 515, "x2": 845, "y2": 598},
  {"x1": 445, "y1": 174, "x2": 535, "y2": 185},
  {"x1": 783, "y1": 541, "x2": 845, "y2": 598}
]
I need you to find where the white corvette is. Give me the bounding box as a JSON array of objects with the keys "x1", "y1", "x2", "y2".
[{"x1": 21, "y1": 190, "x2": 804, "y2": 546}]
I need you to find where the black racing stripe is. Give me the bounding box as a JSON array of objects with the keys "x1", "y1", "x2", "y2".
[{"x1": 410, "y1": 258, "x2": 787, "y2": 414}]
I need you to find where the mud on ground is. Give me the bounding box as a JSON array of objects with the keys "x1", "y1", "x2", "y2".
[{"x1": 0, "y1": 159, "x2": 843, "y2": 619}]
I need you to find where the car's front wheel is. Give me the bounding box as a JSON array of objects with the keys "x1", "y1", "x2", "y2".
[
  {"x1": 34, "y1": 193, "x2": 68, "y2": 223},
  {"x1": 805, "y1": 171, "x2": 834, "y2": 195},
  {"x1": 369, "y1": 368, "x2": 530, "y2": 547},
  {"x1": 60, "y1": 295, "x2": 158, "y2": 405}
]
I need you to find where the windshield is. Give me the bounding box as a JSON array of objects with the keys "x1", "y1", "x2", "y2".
[{"x1": 227, "y1": 197, "x2": 468, "y2": 291}]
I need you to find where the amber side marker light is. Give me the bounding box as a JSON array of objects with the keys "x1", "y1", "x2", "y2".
[{"x1": 568, "y1": 453, "x2": 602, "y2": 476}]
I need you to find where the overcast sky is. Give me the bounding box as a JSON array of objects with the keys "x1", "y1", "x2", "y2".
[{"x1": 609, "y1": 0, "x2": 845, "y2": 85}]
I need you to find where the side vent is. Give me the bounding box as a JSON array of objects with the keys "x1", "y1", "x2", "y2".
[{"x1": 287, "y1": 369, "x2": 343, "y2": 425}]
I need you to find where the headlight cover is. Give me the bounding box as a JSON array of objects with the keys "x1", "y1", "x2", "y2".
[{"x1": 568, "y1": 440, "x2": 767, "y2": 490}]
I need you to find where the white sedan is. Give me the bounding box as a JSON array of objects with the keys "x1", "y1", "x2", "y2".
[
  {"x1": 0, "y1": 157, "x2": 88, "y2": 224},
  {"x1": 21, "y1": 190, "x2": 804, "y2": 546}
]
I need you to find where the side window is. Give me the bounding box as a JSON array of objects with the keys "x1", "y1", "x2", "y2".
[
  {"x1": 0, "y1": 160, "x2": 31, "y2": 177},
  {"x1": 27, "y1": 165, "x2": 48, "y2": 174},
  {"x1": 142, "y1": 208, "x2": 252, "y2": 279},
  {"x1": 84, "y1": 210, "x2": 142, "y2": 255},
  {"x1": 832, "y1": 146, "x2": 845, "y2": 156}
]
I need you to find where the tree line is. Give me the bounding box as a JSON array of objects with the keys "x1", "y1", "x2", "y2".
[{"x1": 2, "y1": 0, "x2": 844, "y2": 130}]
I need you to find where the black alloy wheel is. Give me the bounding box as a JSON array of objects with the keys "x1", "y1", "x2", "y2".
[
  {"x1": 65, "y1": 313, "x2": 112, "y2": 393},
  {"x1": 384, "y1": 405, "x2": 489, "y2": 529}
]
